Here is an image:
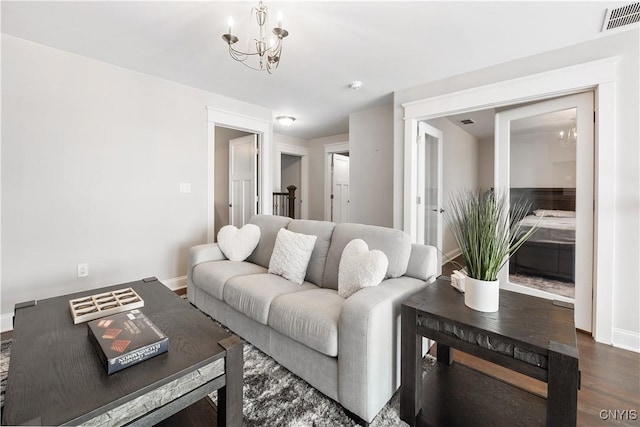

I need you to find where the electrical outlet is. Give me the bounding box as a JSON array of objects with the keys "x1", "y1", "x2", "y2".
[{"x1": 77, "y1": 263, "x2": 89, "y2": 278}]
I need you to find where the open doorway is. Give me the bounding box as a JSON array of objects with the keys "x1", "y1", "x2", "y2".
[
  {"x1": 330, "y1": 152, "x2": 350, "y2": 223},
  {"x1": 411, "y1": 92, "x2": 594, "y2": 332},
  {"x1": 280, "y1": 154, "x2": 302, "y2": 219},
  {"x1": 324, "y1": 141, "x2": 350, "y2": 222},
  {"x1": 213, "y1": 126, "x2": 257, "y2": 238}
]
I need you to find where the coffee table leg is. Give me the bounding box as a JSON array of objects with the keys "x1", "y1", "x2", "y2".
[
  {"x1": 218, "y1": 336, "x2": 243, "y2": 427},
  {"x1": 400, "y1": 304, "x2": 421, "y2": 426}
]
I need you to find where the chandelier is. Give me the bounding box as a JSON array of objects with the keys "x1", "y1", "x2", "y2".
[{"x1": 222, "y1": 1, "x2": 289, "y2": 73}]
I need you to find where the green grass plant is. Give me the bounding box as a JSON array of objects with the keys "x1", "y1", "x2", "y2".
[{"x1": 446, "y1": 189, "x2": 539, "y2": 281}]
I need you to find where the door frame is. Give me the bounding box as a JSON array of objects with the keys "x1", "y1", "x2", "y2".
[
  {"x1": 275, "y1": 143, "x2": 309, "y2": 219},
  {"x1": 401, "y1": 57, "x2": 617, "y2": 344},
  {"x1": 207, "y1": 107, "x2": 272, "y2": 243},
  {"x1": 324, "y1": 142, "x2": 350, "y2": 221}
]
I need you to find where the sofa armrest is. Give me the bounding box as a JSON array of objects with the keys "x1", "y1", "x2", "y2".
[
  {"x1": 337, "y1": 277, "x2": 428, "y2": 422},
  {"x1": 405, "y1": 244, "x2": 437, "y2": 281},
  {"x1": 187, "y1": 243, "x2": 227, "y2": 302}
]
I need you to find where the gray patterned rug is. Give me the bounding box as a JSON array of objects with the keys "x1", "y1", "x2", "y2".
[
  {"x1": 510, "y1": 273, "x2": 575, "y2": 299},
  {"x1": 0, "y1": 337, "x2": 433, "y2": 426}
]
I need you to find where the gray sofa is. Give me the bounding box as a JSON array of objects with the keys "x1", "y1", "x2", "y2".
[{"x1": 187, "y1": 215, "x2": 437, "y2": 423}]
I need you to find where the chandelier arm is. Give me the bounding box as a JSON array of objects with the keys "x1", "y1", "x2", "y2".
[{"x1": 222, "y1": 1, "x2": 287, "y2": 73}]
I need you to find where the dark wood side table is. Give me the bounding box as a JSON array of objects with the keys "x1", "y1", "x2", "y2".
[
  {"x1": 400, "y1": 277, "x2": 579, "y2": 427},
  {"x1": 3, "y1": 277, "x2": 243, "y2": 426}
]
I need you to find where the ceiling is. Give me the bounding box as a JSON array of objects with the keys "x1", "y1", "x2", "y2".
[
  {"x1": 447, "y1": 106, "x2": 577, "y2": 141},
  {"x1": 1, "y1": 1, "x2": 630, "y2": 139}
]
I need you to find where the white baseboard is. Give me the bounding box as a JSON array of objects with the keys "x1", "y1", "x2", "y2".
[
  {"x1": 444, "y1": 248, "x2": 462, "y2": 264},
  {"x1": 1, "y1": 313, "x2": 13, "y2": 333},
  {"x1": 612, "y1": 328, "x2": 640, "y2": 353},
  {"x1": 162, "y1": 276, "x2": 187, "y2": 292}
]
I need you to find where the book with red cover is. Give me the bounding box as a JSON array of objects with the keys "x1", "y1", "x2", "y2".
[{"x1": 87, "y1": 309, "x2": 169, "y2": 374}]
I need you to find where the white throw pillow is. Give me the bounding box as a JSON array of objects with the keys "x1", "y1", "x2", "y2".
[
  {"x1": 268, "y1": 228, "x2": 317, "y2": 285},
  {"x1": 217, "y1": 224, "x2": 261, "y2": 261},
  {"x1": 338, "y1": 239, "x2": 389, "y2": 299}
]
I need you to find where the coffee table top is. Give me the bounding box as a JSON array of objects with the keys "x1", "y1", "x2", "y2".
[
  {"x1": 404, "y1": 277, "x2": 578, "y2": 356},
  {"x1": 3, "y1": 278, "x2": 231, "y2": 426}
]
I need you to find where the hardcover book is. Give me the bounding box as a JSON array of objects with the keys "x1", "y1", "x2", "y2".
[{"x1": 87, "y1": 309, "x2": 169, "y2": 374}]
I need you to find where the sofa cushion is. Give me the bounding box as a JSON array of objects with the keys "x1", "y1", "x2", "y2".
[
  {"x1": 338, "y1": 239, "x2": 388, "y2": 299},
  {"x1": 246, "y1": 215, "x2": 293, "y2": 269},
  {"x1": 322, "y1": 223, "x2": 412, "y2": 290},
  {"x1": 192, "y1": 260, "x2": 267, "y2": 300},
  {"x1": 269, "y1": 289, "x2": 343, "y2": 357},
  {"x1": 217, "y1": 224, "x2": 261, "y2": 261},
  {"x1": 223, "y1": 273, "x2": 318, "y2": 324},
  {"x1": 268, "y1": 228, "x2": 317, "y2": 285},
  {"x1": 287, "y1": 220, "x2": 336, "y2": 286}
]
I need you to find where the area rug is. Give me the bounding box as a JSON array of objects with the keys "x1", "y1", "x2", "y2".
[
  {"x1": 0, "y1": 337, "x2": 433, "y2": 426},
  {"x1": 510, "y1": 273, "x2": 575, "y2": 299}
]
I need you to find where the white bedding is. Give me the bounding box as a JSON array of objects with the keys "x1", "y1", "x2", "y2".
[{"x1": 518, "y1": 215, "x2": 575, "y2": 244}]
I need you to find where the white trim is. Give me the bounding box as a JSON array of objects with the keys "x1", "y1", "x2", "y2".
[
  {"x1": 275, "y1": 143, "x2": 310, "y2": 219},
  {"x1": 162, "y1": 276, "x2": 187, "y2": 291},
  {"x1": 276, "y1": 143, "x2": 309, "y2": 157},
  {"x1": 1, "y1": 313, "x2": 13, "y2": 333},
  {"x1": 612, "y1": 328, "x2": 640, "y2": 353},
  {"x1": 401, "y1": 57, "x2": 618, "y2": 345},
  {"x1": 324, "y1": 142, "x2": 350, "y2": 221},
  {"x1": 444, "y1": 248, "x2": 462, "y2": 265},
  {"x1": 402, "y1": 57, "x2": 618, "y2": 119},
  {"x1": 207, "y1": 107, "x2": 273, "y2": 243}
]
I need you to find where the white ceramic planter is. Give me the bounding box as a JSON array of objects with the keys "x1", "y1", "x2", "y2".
[{"x1": 464, "y1": 277, "x2": 500, "y2": 312}]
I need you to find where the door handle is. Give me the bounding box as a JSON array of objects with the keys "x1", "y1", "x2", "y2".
[
  {"x1": 229, "y1": 204, "x2": 232, "y2": 207},
  {"x1": 432, "y1": 208, "x2": 445, "y2": 213}
]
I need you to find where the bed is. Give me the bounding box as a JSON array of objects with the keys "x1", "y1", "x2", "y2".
[{"x1": 509, "y1": 188, "x2": 576, "y2": 282}]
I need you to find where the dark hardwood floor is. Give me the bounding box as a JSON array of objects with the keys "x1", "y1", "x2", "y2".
[{"x1": 2, "y1": 287, "x2": 638, "y2": 425}]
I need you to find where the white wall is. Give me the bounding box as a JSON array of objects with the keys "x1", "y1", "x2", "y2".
[
  {"x1": 393, "y1": 29, "x2": 639, "y2": 349},
  {"x1": 349, "y1": 105, "x2": 393, "y2": 227},
  {"x1": 214, "y1": 127, "x2": 253, "y2": 238},
  {"x1": 424, "y1": 117, "x2": 479, "y2": 258},
  {"x1": 307, "y1": 133, "x2": 349, "y2": 221},
  {"x1": 1, "y1": 35, "x2": 272, "y2": 330}
]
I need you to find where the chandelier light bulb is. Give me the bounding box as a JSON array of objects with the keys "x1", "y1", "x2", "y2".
[
  {"x1": 228, "y1": 17, "x2": 233, "y2": 34},
  {"x1": 277, "y1": 11, "x2": 283, "y2": 28}
]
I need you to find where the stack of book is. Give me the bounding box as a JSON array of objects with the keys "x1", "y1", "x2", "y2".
[{"x1": 88, "y1": 309, "x2": 169, "y2": 374}]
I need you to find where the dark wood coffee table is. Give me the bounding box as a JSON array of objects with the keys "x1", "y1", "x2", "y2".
[
  {"x1": 400, "y1": 277, "x2": 579, "y2": 427},
  {"x1": 2, "y1": 277, "x2": 243, "y2": 426}
]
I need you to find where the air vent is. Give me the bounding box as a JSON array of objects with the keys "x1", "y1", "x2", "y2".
[
  {"x1": 460, "y1": 119, "x2": 475, "y2": 125},
  {"x1": 602, "y1": 2, "x2": 640, "y2": 31}
]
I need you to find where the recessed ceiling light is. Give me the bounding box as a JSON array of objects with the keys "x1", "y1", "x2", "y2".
[
  {"x1": 349, "y1": 81, "x2": 363, "y2": 90},
  {"x1": 276, "y1": 116, "x2": 296, "y2": 126}
]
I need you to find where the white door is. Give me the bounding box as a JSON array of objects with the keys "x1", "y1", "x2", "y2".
[
  {"x1": 229, "y1": 135, "x2": 258, "y2": 227},
  {"x1": 416, "y1": 122, "x2": 444, "y2": 275},
  {"x1": 495, "y1": 92, "x2": 594, "y2": 331},
  {"x1": 331, "y1": 153, "x2": 349, "y2": 223}
]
